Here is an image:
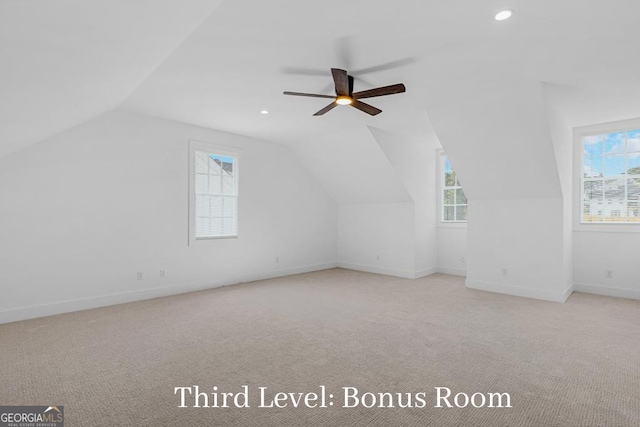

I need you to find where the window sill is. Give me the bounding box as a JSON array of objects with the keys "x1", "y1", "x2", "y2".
[
  {"x1": 438, "y1": 222, "x2": 468, "y2": 229},
  {"x1": 574, "y1": 224, "x2": 640, "y2": 233},
  {"x1": 195, "y1": 235, "x2": 239, "y2": 240}
]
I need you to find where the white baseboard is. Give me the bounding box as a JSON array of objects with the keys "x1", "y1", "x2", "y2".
[
  {"x1": 337, "y1": 262, "x2": 437, "y2": 279},
  {"x1": 437, "y1": 266, "x2": 467, "y2": 277},
  {"x1": 414, "y1": 267, "x2": 438, "y2": 279},
  {"x1": 0, "y1": 261, "x2": 338, "y2": 324},
  {"x1": 337, "y1": 262, "x2": 414, "y2": 278},
  {"x1": 573, "y1": 282, "x2": 640, "y2": 300},
  {"x1": 465, "y1": 279, "x2": 573, "y2": 303}
]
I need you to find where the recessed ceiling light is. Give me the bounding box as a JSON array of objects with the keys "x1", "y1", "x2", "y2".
[
  {"x1": 495, "y1": 10, "x2": 512, "y2": 21},
  {"x1": 260, "y1": 110, "x2": 269, "y2": 114}
]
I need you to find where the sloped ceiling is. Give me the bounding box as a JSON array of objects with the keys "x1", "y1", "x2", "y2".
[
  {"x1": 117, "y1": 0, "x2": 640, "y2": 146},
  {"x1": 427, "y1": 81, "x2": 562, "y2": 201},
  {"x1": 368, "y1": 126, "x2": 438, "y2": 201},
  {"x1": 120, "y1": 0, "x2": 435, "y2": 145},
  {"x1": 0, "y1": 0, "x2": 223, "y2": 158},
  {"x1": 292, "y1": 126, "x2": 411, "y2": 204},
  {"x1": 4, "y1": 0, "x2": 640, "y2": 201}
]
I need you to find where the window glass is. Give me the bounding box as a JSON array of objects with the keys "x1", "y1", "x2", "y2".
[
  {"x1": 194, "y1": 151, "x2": 238, "y2": 237},
  {"x1": 581, "y1": 129, "x2": 640, "y2": 223},
  {"x1": 441, "y1": 155, "x2": 468, "y2": 222}
]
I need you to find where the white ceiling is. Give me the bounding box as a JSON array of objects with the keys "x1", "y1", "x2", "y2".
[
  {"x1": 118, "y1": 0, "x2": 640, "y2": 146},
  {"x1": 293, "y1": 126, "x2": 411, "y2": 204},
  {"x1": 4, "y1": 0, "x2": 640, "y2": 164},
  {"x1": 0, "y1": 0, "x2": 223, "y2": 158},
  {"x1": 121, "y1": 0, "x2": 437, "y2": 146}
]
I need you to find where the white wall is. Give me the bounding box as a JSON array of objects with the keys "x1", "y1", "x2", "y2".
[
  {"x1": 368, "y1": 127, "x2": 438, "y2": 276},
  {"x1": 465, "y1": 198, "x2": 571, "y2": 302},
  {"x1": 0, "y1": 110, "x2": 337, "y2": 323},
  {"x1": 437, "y1": 226, "x2": 467, "y2": 276},
  {"x1": 292, "y1": 126, "x2": 411, "y2": 204},
  {"x1": 573, "y1": 232, "x2": 640, "y2": 299},
  {"x1": 293, "y1": 125, "x2": 439, "y2": 278},
  {"x1": 427, "y1": 82, "x2": 571, "y2": 302},
  {"x1": 434, "y1": 106, "x2": 640, "y2": 301},
  {"x1": 426, "y1": 83, "x2": 562, "y2": 202},
  {"x1": 337, "y1": 202, "x2": 416, "y2": 278},
  {"x1": 543, "y1": 84, "x2": 574, "y2": 298},
  {"x1": 434, "y1": 147, "x2": 468, "y2": 277},
  {"x1": 569, "y1": 118, "x2": 640, "y2": 300}
]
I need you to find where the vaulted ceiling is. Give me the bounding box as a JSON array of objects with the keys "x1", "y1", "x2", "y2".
[
  {"x1": 0, "y1": 0, "x2": 224, "y2": 158},
  {"x1": 3, "y1": 0, "x2": 640, "y2": 173}
]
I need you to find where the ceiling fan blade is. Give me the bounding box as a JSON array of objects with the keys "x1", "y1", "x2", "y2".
[
  {"x1": 283, "y1": 91, "x2": 336, "y2": 99},
  {"x1": 352, "y1": 57, "x2": 417, "y2": 75},
  {"x1": 313, "y1": 102, "x2": 338, "y2": 116},
  {"x1": 351, "y1": 100, "x2": 382, "y2": 116},
  {"x1": 352, "y1": 83, "x2": 406, "y2": 100},
  {"x1": 331, "y1": 68, "x2": 349, "y2": 96}
]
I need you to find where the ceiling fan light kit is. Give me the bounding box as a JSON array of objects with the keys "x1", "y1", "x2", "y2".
[
  {"x1": 335, "y1": 95, "x2": 353, "y2": 105},
  {"x1": 284, "y1": 68, "x2": 406, "y2": 116}
]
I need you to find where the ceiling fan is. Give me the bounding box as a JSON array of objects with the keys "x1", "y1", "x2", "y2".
[{"x1": 283, "y1": 68, "x2": 406, "y2": 116}]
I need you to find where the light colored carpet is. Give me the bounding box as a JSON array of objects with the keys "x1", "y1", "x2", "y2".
[{"x1": 1, "y1": 269, "x2": 639, "y2": 426}]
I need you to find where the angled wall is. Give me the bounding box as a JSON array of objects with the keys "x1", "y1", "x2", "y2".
[
  {"x1": 368, "y1": 127, "x2": 438, "y2": 276},
  {"x1": 338, "y1": 202, "x2": 417, "y2": 277},
  {"x1": 292, "y1": 126, "x2": 412, "y2": 204},
  {"x1": 0, "y1": 0, "x2": 224, "y2": 158},
  {"x1": 543, "y1": 85, "x2": 640, "y2": 300},
  {"x1": 427, "y1": 81, "x2": 572, "y2": 302},
  {"x1": 0, "y1": 110, "x2": 337, "y2": 323},
  {"x1": 293, "y1": 126, "x2": 439, "y2": 278},
  {"x1": 542, "y1": 85, "x2": 574, "y2": 300}
]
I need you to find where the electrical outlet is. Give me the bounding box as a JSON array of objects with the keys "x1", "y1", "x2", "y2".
[
  {"x1": 460, "y1": 256, "x2": 466, "y2": 263},
  {"x1": 137, "y1": 271, "x2": 144, "y2": 280},
  {"x1": 276, "y1": 256, "x2": 279, "y2": 263},
  {"x1": 376, "y1": 254, "x2": 380, "y2": 261},
  {"x1": 502, "y1": 268, "x2": 509, "y2": 277},
  {"x1": 605, "y1": 270, "x2": 613, "y2": 279},
  {"x1": 160, "y1": 270, "x2": 166, "y2": 278}
]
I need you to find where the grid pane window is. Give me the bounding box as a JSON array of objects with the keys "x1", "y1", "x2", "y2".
[
  {"x1": 194, "y1": 151, "x2": 238, "y2": 237},
  {"x1": 442, "y1": 155, "x2": 467, "y2": 222},
  {"x1": 581, "y1": 129, "x2": 640, "y2": 223}
]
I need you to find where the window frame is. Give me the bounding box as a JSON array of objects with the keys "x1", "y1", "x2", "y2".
[
  {"x1": 437, "y1": 149, "x2": 468, "y2": 227},
  {"x1": 188, "y1": 140, "x2": 241, "y2": 244},
  {"x1": 574, "y1": 118, "x2": 640, "y2": 233}
]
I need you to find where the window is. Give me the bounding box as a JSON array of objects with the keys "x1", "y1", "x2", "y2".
[
  {"x1": 581, "y1": 129, "x2": 640, "y2": 223},
  {"x1": 441, "y1": 155, "x2": 467, "y2": 222},
  {"x1": 189, "y1": 141, "x2": 239, "y2": 240}
]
